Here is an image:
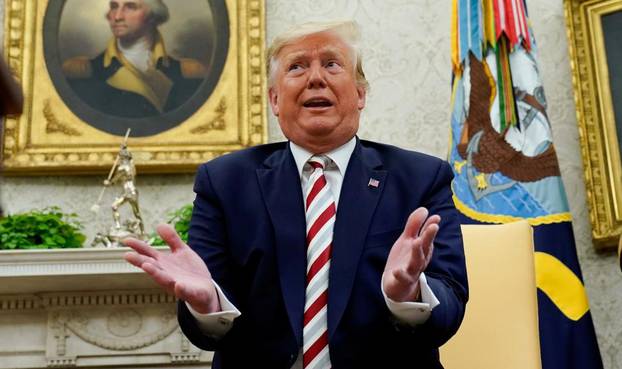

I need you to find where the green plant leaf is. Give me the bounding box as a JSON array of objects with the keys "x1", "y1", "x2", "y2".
[
  {"x1": 0, "y1": 207, "x2": 86, "y2": 250},
  {"x1": 148, "y1": 204, "x2": 193, "y2": 245}
]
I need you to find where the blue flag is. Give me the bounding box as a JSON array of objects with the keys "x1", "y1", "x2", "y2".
[{"x1": 449, "y1": 1, "x2": 604, "y2": 368}]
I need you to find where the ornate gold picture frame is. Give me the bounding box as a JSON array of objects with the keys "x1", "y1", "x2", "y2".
[
  {"x1": 1, "y1": 0, "x2": 266, "y2": 175},
  {"x1": 566, "y1": 0, "x2": 622, "y2": 249}
]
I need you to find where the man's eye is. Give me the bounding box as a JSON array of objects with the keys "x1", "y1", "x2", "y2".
[
  {"x1": 288, "y1": 64, "x2": 302, "y2": 71},
  {"x1": 326, "y1": 61, "x2": 341, "y2": 69},
  {"x1": 126, "y1": 3, "x2": 137, "y2": 10}
]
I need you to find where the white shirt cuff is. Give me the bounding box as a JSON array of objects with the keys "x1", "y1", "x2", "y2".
[
  {"x1": 186, "y1": 281, "x2": 241, "y2": 339},
  {"x1": 382, "y1": 272, "x2": 440, "y2": 326}
]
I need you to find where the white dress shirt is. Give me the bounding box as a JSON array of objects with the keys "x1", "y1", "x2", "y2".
[{"x1": 187, "y1": 137, "x2": 440, "y2": 336}]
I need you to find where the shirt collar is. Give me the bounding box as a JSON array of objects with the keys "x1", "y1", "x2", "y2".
[
  {"x1": 103, "y1": 31, "x2": 169, "y2": 68},
  {"x1": 289, "y1": 136, "x2": 357, "y2": 178}
]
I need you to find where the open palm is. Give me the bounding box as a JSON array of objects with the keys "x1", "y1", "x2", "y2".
[
  {"x1": 383, "y1": 207, "x2": 440, "y2": 302},
  {"x1": 123, "y1": 224, "x2": 220, "y2": 314}
]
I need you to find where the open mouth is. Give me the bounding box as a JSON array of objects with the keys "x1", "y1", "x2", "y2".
[{"x1": 303, "y1": 98, "x2": 333, "y2": 108}]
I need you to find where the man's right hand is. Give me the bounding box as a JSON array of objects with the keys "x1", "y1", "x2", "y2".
[{"x1": 122, "y1": 224, "x2": 221, "y2": 314}]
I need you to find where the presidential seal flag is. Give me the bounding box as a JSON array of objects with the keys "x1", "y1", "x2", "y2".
[{"x1": 448, "y1": 1, "x2": 603, "y2": 368}]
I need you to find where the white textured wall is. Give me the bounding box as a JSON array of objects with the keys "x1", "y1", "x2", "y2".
[{"x1": 1, "y1": 1, "x2": 620, "y2": 367}]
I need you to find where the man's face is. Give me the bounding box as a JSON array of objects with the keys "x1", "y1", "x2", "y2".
[
  {"x1": 107, "y1": 0, "x2": 152, "y2": 43},
  {"x1": 269, "y1": 31, "x2": 366, "y2": 152}
]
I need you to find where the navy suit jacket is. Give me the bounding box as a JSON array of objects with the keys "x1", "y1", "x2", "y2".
[{"x1": 178, "y1": 139, "x2": 468, "y2": 369}]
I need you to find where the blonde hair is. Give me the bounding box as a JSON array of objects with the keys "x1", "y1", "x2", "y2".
[{"x1": 266, "y1": 20, "x2": 369, "y2": 90}]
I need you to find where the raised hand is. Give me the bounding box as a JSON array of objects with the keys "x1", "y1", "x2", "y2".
[
  {"x1": 122, "y1": 224, "x2": 220, "y2": 314},
  {"x1": 383, "y1": 207, "x2": 440, "y2": 302}
]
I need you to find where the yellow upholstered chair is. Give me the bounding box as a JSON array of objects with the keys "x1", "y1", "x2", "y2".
[{"x1": 441, "y1": 220, "x2": 542, "y2": 369}]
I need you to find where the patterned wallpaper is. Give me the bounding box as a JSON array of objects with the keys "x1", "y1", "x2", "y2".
[{"x1": 1, "y1": 1, "x2": 620, "y2": 367}]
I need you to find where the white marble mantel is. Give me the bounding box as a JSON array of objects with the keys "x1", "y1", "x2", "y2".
[{"x1": 0, "y1": 248, "x2": 213, "y2": 369}]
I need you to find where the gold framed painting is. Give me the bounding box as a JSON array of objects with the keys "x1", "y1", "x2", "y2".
[
  {"x1": 1, "y1": 0, "x2": 267, "y2": 175},
  {"x1": 566, "y1": 0, "x2": 622, "y2": 249}
]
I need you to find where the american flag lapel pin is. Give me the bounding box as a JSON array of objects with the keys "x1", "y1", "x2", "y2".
[{"x1": 368, "y1": 178, "x2": 380, "y2": 188}]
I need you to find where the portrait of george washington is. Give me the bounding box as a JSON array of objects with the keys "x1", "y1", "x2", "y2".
[{"x1": 43, "y1": 0, "x2": 229, "y2": 137}]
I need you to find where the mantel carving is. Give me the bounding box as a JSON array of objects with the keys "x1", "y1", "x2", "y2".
[
  {"x1": 46, "y1": 357, "x2": 77, "y2": 368},
  {"x1": 51, "y1": 308, "x2": 177, "y2": 351},
  {"x1": 0, "y1": 248, "x2": 212, "y2": 368}
]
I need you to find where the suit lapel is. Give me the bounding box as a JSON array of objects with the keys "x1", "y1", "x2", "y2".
[
  {"x1": 256, "y1": 145, "x2": 306, "y2": 348},
  {"x1": 328, "y1": 141, "x2": 387, "y2": 339}
]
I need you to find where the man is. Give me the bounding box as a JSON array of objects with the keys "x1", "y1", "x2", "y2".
[
  {"x1": 104, "y1": 144, "x2": 145, "y2": 236},
  {"x1": 124, "y1": 21, "x2": 468, "y2": 368},
  {"x1": 63, "y1": 0, "x2": 206, "y2": 118}
]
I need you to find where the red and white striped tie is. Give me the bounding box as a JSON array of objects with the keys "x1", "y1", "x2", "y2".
[{"x1": 303, "y1": 156, "x2": 334, "y2": 369}]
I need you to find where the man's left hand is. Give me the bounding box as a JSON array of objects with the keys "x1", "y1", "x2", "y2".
[{"x1": 383, "y1": 207, "x2": 440, "y2": 302}]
